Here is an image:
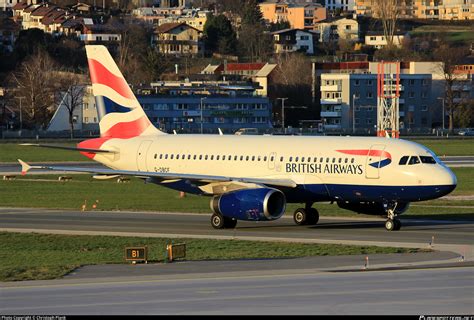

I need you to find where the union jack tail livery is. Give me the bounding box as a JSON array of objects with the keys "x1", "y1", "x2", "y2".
[{"x1": 85, "y1": 45, "x2": 163, "y2": 138}]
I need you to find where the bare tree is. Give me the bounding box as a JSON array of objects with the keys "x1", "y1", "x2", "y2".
[
  {"x1": 11, "y1": 49, "x2": 57, "y2": 130},
  {"x1": 371, "y1": 0, "x2": 402, "y2": 49},
  {"x1": 57, "y1": 72, "x2": 87, "y2": 139},
  {"x1": 434, "y1": 45, "x2": 469, "y2": 133}
]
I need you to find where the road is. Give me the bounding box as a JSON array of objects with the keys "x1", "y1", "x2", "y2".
[{"x1": 1, "y1": 267, "x2": 473, "y2": 314}]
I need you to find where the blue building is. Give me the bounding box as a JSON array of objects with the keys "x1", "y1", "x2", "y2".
[{"x1": 138, "y1": 95, "x2": 273, "y2": 134}]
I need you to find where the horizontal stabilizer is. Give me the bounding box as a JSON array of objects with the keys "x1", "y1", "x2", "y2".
[{"x1": 20, "y1": 143, "x2": 117, "y2": 154}]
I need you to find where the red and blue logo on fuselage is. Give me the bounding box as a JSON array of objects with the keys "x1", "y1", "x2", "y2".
[{"x1": 336, "y1": 149, "x2": 392, "y2": 168}]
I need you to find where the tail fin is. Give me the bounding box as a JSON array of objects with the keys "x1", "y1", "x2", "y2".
[{"x1": 85, "y1": 45, "x2": 164, "y2": 138}]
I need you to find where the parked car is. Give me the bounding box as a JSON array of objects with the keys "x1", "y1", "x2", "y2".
[
  {"x1": 235, "y1": 128, "x2": 259, "y2": 135},
  {"x1": 458, "y1": 128, "x2": 474, "y2": 136}
]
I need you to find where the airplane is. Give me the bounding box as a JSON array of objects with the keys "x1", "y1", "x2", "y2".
[{"x1": 18, "y1": 45, "x2": 457, "y2": 231}]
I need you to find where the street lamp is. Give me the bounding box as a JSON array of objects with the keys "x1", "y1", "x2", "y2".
[
  {"x1": 200, "y1": 97, "x2": 206, "y2": 134},
  {"x1": 17, "y1": 96, "x2": 25, "y2": 136},
  {"x1": 352, "y1": 93, "x2": 358, "y2": 135},
  {"x1": 276, "y1": 97, "x2": 288, "y2": 133},
  {"x1": 437, "y1": 97, "x2": 445, "y2": 131}
]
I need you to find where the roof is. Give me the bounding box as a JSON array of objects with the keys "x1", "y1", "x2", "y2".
[
  {"x1": 31, "y1": 5, "x2": 57, "y2": 17},
  {"x1": 225, "y1": 63, "x2": 266, "y2": 72},
  {"x1": 12, "y1": 2, "x2": 31, "y2": 10},
  {"x1": 41, "y1": 9, "x2": 66, "y2": 25},
  {"x1": 271, "y1": 28, "x2": 312, "y2": 35},
  {"x1": 156, "y1": 22, "x2": 198, "y2": 34},
  {"x1": 255, "y1": 63, "x2": 277, "y2": 77}
]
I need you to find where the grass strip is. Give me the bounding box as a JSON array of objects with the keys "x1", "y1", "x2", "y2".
[{"x1": 0, "y1": 232, "x2": 421, "y2": 282}]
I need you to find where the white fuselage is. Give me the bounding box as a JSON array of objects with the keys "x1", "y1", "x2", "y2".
[{"x1": 90, "y1": 135, "x2": 457, "y2": 203}]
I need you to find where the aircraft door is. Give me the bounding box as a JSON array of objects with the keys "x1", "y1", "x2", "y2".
[
  {"x1": 137, "y1": 140, "x2": 153, "y2": 172},
  {"x1": 268, "y1": 152, "x2": 277, "y2": 170},
  {"x1": 365, "y1": 144, "x2": 385, "y2": 179}
]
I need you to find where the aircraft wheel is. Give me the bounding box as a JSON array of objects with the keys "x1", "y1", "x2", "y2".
[
  {"x1": 293, "y1": 208, "x2": 307, "y2": 225},
  {"x1": 306, "y1": 208, "x2": 320, "y2": 225},
  {"x1": 393, "y1": 219, "x2": 401, "y2": 231},
  {"x1": 211, "y1": 213, "x2": 225, "y2": 229},
  {"x1": 385, "y1": 219, "x2": 396, "y2": 231},
  {"x1": 223, "y1": 217, "x2": 237, "y2": 229}
]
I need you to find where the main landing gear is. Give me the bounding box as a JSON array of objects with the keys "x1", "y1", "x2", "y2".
[
  {"x1": 211, "y1": 212, "x2": 237, "y2": 229},
  {"x1": 384, "y1": 203, "x2": 401, "y2": 231},
  {"x1": 293, "y1": 203, "x2": 319, "y2": 226}
]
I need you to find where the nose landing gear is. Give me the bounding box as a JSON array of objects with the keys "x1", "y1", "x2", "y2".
[{"x1": 384, "y1": 203, "x2": 401, "y2": 231}]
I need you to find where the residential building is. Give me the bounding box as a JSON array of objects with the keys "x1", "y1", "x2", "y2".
[
  {"x1": 318, "y1": 60, "x2": 474, "y2": 134},
  {"x1": 139, "y1": 95, "x2": 273, "y2": 133},
  {"x1": 152, "y1": 22, "x2": 203, "y2": 56},
  {"x1": 271, "y1": 28, "x2": 314, "y2": 54},
  {"x1": 356, "y1": 0, "x2": 474, "y2": 20},
  {"x1": 79, "y1": 22, "x2": 121, "y2": 43},
  {"x1": 364, "y1": 31, "x2": 408, "y2": 49},
  {"x1": 259, "y1": 1, "x2": 327, "y2": 29},
  {"x1": 1, "y1": 0, "x2": 21, "y2": 11},
  {"x1": 287, "y1": 4, "x2": 327, "y2": 30},
  {"x1": 313, "y1": 17, "x2": 359, "y2": 42},
  {"x1": 325, "y1": 0, "x2": 356, "y2": 12},
  {"x1": 48, "y1": 85, "x2": 273, "y2": 134}
]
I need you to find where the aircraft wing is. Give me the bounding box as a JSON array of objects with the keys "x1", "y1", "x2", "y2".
[{"x1": 18, "y1": 159, "x2": 297, "y2": 188}]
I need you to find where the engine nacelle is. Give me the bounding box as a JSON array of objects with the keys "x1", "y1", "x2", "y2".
[
  {"x1": 337, "y1": 201, "x2": 410, "y2": 215},
  {"x1": 211, "y1": 188, "x2": 286, "y2": 221}
]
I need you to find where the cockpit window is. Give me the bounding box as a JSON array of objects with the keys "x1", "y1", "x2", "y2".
[
  {"x1": 420, "y1": 156, "x2": 436, "y2": 164},
  {"x1": 399, "y1": 156, "x2": 409, "y2": 165},
  {"x1": 408, "y1": 156, "x2": 420, "y2": 165}
]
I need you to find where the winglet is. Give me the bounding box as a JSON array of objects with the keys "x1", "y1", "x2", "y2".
[{"x1": 18, "y1": 159, "x2": 31, "y2": 175}]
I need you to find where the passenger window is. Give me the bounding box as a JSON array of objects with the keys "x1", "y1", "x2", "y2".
[
  {"x1": 420, "y1": 156, "x2": 436, "y2": 164},
  {"x1": 289, "y1": 157, "x2": 293, "y2": 162},
  {"x1": 159, "y1": 154, "x2": 163, "y2": 160},
  {"x1": 344, "y1": 158, "x2": 348, "y2": 163},
  {"x1": 240, "y1": 156, "x2": 243, "y2": 161},
  {"x1": 301, "y1": 157, "x2": 305, "y2": 162},
  {"x1": 408, "y1": 156, "x2": 420, "y2": 165},
  {"x1": 338, "y1": 158, "x2": 342, "y2": 163},
  {"x1": 264, "y1": 156, "x2": 267, "y2": 161},
  {"x1": 193, "y1": 155, "x2": 197, "y2": 160},
  {"x1": 332, "y1": 158, "x2": 336, "y2": 163},
  {"x1": 314, "y1": 157, "x2": 317, "y2": 162},
  {"x1": 170, "y1": 154, "x2": 174, "y2": 160},
  {"x1": 326, "y1": 158, "x2": 330, "y2": 163},
  {"x1": 205, "y1": 155, "x2": 208, "y2": 160},
  {"x1": 280, "y1": 156, "x2": 284, "y2": 162},
  {"x1": 246, "y1": 156, "x2": 249, "y2": 161},
  {"x1": 295, "y1": 157, "x2": 299, "y2": 162},
  {"x1": 270, "y1": 156, "x2": 274, "y2": 161},
  {"x1": 176, "y1": 154, "x2": 179, "y2": 159},
  {"x1": 351, "y1": 158, "x2": 354, "y2": 163},
  {"x1": 234, "y1": 156, "x2": 238, "y2": 161},
  {"x1": 258, "y1": 156, "x2": 261, "y2": 161},
  {"x1": 320, "y1": 157, "x2": 323, "y2": 162},
  {"x1": 187, "y1": 155, "x2": 191, "y2": 160},
  {"x1": 399, "y1": 156, "x2": 409, "y2": 165},
  {"x1": 165, "y1": 154, "x2": 168, "y2": 159},
  {"x1": 154, "y1": 154, "x2": 157, "y2": 159}
]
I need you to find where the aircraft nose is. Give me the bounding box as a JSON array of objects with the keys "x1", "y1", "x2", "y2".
[{"x1": 435, "y1": 166, "x2": 457, "y2": 196}]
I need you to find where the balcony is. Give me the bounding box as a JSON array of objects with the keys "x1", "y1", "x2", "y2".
[
  {"x1": 321, "y1": 111, "x2": 342, "y2": 117},
  {"x1": 320, "y1": 98, "x2": 342, "y2": 104},
  {"x1": 321, "y1": 84, "x2": 342, "y2": 91}
]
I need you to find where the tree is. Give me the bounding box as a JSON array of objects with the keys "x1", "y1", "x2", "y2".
[
  {"x1": 371, "y1": 0, "x2": 402, "y2": 49},
  {"x1": 434, "y1": 44, "x2": 469, "y2": 133},
  {"x1": 57, "y1": 72, "x2": 86, "y2": 139},
  {"x1": 203, "y1": 14, "x2": 237, "y2": 55},
  {"x1": 238, "y1": 0, "x2": 273, "y2": 61},
  {"x1": 144, "y1": 48, "x2": 173, "y2": 81},
  {"x1": 11, "y1": 49, "x2": 57, "y2": 130}
]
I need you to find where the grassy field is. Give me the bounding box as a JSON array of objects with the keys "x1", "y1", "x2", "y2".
[
  {"x1": 0, "y1": 232, "x2": 420, "y2": 282},
  {"x1": 412, "y1": 139, "x2": 474, "y2": 157},
  {"x1": 0, "y1": 138, "x2": 472, "y2": 162},
  {"x1": 410, "y1": 25, "x2": 474, "y2": 45},
  {"x1": 0, "y1": 143, "x2": 85, "y2": 163},
  {"x1": 0, "y1": 167, "x2": 472, "y2": 218}
]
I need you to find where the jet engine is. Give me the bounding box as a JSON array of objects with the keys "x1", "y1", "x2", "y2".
[
  {"x1": 211, "y1": 188, "x2": 286, "y2": 221},
  {"x1": 337, "y1": 201, "x2": 410, "y2": 215}
]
